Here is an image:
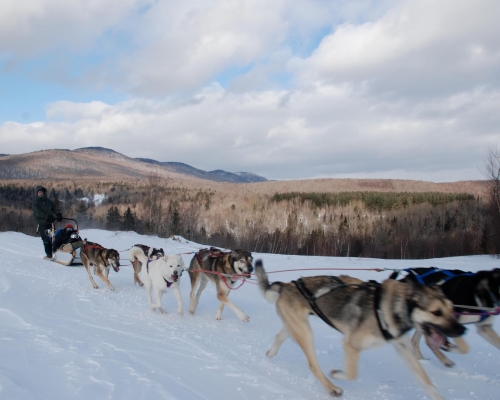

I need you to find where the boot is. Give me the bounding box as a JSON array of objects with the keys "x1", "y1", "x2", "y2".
[{"x1": 43, "y1": 241, "x2": 53, "y2": 259}]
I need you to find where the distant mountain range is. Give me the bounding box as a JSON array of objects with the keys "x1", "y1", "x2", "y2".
[{"x1": 0, "y1": 147, "x2": 268, "y2": 183}]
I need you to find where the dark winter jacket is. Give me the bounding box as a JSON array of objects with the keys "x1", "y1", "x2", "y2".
[{"x1": 32, "y1": 186, "x2": 59, "y2": 225}]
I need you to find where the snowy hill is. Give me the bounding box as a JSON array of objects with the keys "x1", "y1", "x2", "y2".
[{"x1": 0, "y1": 230, "x2": 499, "y2": 400}]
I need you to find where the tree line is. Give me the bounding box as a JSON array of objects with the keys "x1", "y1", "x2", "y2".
[{"x1": 1, "y1": 175, "x2": 499, "y2": 259}]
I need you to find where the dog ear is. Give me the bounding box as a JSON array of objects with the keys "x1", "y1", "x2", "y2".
[
  {"x1": 231, "y1": 250, "x2": 239, "y2": 260},
  {"x1": 405, "y1": 280, "x2": 422, "y2": 303}
]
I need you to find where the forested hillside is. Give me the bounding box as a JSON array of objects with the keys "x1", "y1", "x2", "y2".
[{"x1": 1, "y1": 177, "x2": 498, "y2": 259}]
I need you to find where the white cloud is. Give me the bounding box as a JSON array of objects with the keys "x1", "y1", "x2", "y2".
[
  {"x1": 1, "y1": 81, "x2": 498, "y2": 181},
  {"x1": 1, "y1": 0, "x2": 499, "y2": 182},
  {"x1": 0, "y1": 0, "x2": 142, "y2": 58}
]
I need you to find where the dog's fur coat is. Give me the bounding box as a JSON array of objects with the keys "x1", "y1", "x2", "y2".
[
  {"x1": 393, "y1": 267, "x2": 500, "y2": 367},
  {"x1": 188, "y1": 247, "x2": 253, "y2": 321},
  {"x1": 140, "y1": 254, "x2": 184, "y2": 315},
  {"x1": 80, "y1": 240, "x2": 120, "y2": 291},
  {"x1": 128, "y1": 244, "x2": 165, "y2": 286},
  {"x1": 255, "y1": 261, "x2": 465, "y2": 400}
]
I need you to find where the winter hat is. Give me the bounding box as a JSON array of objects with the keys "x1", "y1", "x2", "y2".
[{"x1": 65, "y1": 224, "x2": 74, "y2": 230}]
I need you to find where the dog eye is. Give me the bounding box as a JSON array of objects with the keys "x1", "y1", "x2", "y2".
[{"x1": 431, "y1": 310, "x2": 443, "y2": 317}]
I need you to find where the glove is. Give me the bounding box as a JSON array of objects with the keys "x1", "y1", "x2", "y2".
[
  {"x1": 56, "y1": 212, "x2": 62, "y2": 222},
  {"x1": 47, "y1": 215, "x2": 56, "y2": 223}
]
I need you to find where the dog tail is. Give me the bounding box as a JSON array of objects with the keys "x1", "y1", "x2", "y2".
[{"x1": 255, "y1": 260, "x2": 282, "y2": 304}]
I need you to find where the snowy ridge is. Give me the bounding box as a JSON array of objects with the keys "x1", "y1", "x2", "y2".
[{"x1": 0, "y1": 230, "x2": 499, "y2": 400}]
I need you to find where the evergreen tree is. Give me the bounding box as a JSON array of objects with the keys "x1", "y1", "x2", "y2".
[
  {"x1": 170, "y1": 207, "x2": 182, "y2": 235},
  {"x1": 122, "y1": 207, "x2": 136, "y2": 231},
  {"x1": 106, "y1": 206, "x2": 121, "y2": 231}
]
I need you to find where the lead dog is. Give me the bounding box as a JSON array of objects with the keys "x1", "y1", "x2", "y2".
[
  {"x1": 391, "y1": 267, "x2": 500, "y2": 367},
  {"x1": 80, "y1": 240, "x2": 120, "y2": 291},
  {"x1": 188, "y1": 247, "x2": 253, "y2": 321},
  {"x1": 128, "y1": 244, "x2": 165, "y2": 286},
  {"x1": 255, "y1": 260, "x2": 465, "y2": 400},
  {"x1": 140, "y1": 254, "x2": 184, "y2": 315}
]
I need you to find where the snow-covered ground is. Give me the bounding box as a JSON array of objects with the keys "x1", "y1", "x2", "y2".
[{"x1": 0, "y1": 229, "x2": 499, "y2": 400}]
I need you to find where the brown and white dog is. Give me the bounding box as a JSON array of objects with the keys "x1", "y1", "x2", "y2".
[
  {"x1": 80, "y1": 240, "x2": 120, "y2": 291},
  {"x1": 128, "y1": 244, "x2": 165, "y2": 286},
  {"x1": 188, "y1": 247, "x2": 253, "y2": 321},
  {"x1": 256, "y1": 260, "x2": 465, "y2": 400}
]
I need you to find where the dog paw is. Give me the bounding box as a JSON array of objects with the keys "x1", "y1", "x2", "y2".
[
  {"x1": 178, "y1": 310, "x2": 184, "y2": 316},
  {"x1": 151, "y1": 307, "x2": 156, "y2": 311},
  {"x1": 330, "y1": 370, "x2": 348, "y2": 380},
  {"x1": 442, "y1": 359, "x2": 455, "y2": 368},
  {"x1": 240, "y1": 315, "x2": 250, "y2": 322},
  {"x1": 159, "y1": 308, "x2": 166, "y2": 314},
  {"x1": 266, "y1": 349, "x2": 277, "y2": 358},
  {"x1": 329, "y1": 386, "x2": 343, "y2": 397}
]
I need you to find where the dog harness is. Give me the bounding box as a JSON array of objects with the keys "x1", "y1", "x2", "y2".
[
  {"x1": 405, "y1": 268, "x2": 498, "y2": 322},
  {"x1": 293, "y1": 278, "x2": 403, "y2": 340},
  {"x1": 405, "y1": 267, "x2": 475, "y2": 286}
]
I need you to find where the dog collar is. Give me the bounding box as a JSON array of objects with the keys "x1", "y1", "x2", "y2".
[{"x1": 163, "y1": 277, "x2": 173, "y2": 287}]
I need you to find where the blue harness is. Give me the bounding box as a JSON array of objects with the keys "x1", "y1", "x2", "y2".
[{"x1": 405, "y1": 268, "x2": 491, "y2": 322}]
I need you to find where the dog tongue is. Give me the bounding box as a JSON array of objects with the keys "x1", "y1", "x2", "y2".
[{"x1": 428, "y1": 330, "x2": 446, "y2": 350}]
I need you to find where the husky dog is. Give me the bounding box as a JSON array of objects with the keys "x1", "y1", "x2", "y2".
[
  {"x1": 128, "y1": 244, "x2": 165, "y2": 286},
  {"x1": 80, "y1": 240, "x2": 120, "y2": 291},
  {"x1": 392, "y1": 267, "x2": 500, "y2": 367},
  {"x1": 255, "y1": 261, "x2": 465, "y2": 400},
  {"x1": 140, "y1": 255, "x2": 184, "y2": 315},
  {"x1": 188, "y1": 247, "x2": 253, "y2": 321}
]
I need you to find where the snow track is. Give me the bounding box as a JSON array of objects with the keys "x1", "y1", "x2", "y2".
[{"x1": 1, "y1": 230, "x2": 499, "y2": 399}]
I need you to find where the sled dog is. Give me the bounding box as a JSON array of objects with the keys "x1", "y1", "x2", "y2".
[
  {"x1": 140, "y1": 254, "x2": 184, "y2": 315},
  {"x1": 255, "y1": 260, "x2": 465, "y2": 400},
  {"x1": 80, "y1": 240, "x2": 120, "y2": 291},
  {"x1": 188, "y1": 247, "x2": 253, "y2": 321},
  {"x1": 128, "y1": 244, "x2": 165, "y2": 286},
  {"x1": 391, "y1": 267, "x2": 500, "y2": 367}
]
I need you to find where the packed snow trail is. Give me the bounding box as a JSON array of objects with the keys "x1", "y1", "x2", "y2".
[{"x1": 0, "y1": 230, "x2": 499, "y2": 399}]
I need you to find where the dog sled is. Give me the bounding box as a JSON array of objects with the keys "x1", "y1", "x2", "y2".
[{"x1": 47, "y1": 218, "x2": 84, "y2": 266}]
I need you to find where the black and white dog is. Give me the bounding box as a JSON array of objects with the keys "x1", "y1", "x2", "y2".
[
  {"x1": 392, "y1": 267, "x2": 500, "y2": 367},
  {"x1": 128, "y1": 244, "x2": 165, "y2": 286}
]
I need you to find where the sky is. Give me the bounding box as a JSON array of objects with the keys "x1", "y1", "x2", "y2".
[
  {"x1": 1, "y1": 229, "x2": 499, "y2": 399},
  {"x1": 0, "y1": 0, "x2": 499, "y2": 182}
]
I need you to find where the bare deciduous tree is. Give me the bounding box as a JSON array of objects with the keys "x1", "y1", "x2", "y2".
[{"x1": 144, "y1": 170, "x2": 169, "y2": 235}]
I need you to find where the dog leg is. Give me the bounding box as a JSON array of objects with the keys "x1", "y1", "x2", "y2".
[
  {"x1": 95, "y1": 267, "x2": 115, "y2": 291},
  {"x1": 427, "y1": 345, "x2": 455, "y2": 368},
  {"x1": 393, "y1": 337, "x2": 444, "y2": 400},
  {"x1": 154, "y1": 286, "x2": 165, "y2": 314},
  {"x1": 331, "y1": 340, "x2": 360, "y2": 380},
  {"x1": 172, "y1": 283, "x2": 184, "y2": 316},
  {"x1": 266, "y1": 325, "x2": 290, "y2": 358},
  {"x1": 82, "y1": 254, "x2": 99, "y2": 289},
  {"x1": 189, "y1": 272, "x2": 205, "y2": 314},
  {"x1": 134, "y1": 261, "x2": 143, "y2": 286},
  {"x1": 477, "y1": 323, "x2": 500, "y2": 349},
  {"x1": 216, "y1": 287, "x2": 249, "y2": 322},
  {"x1": 449, "y1": 336, "x2": 469, "y2": 354},
  {"x1": 142, "y1": 272, "x2": 155, "y2": 311},
  {"x1": 410, "y1": 330, "x2": 425, "y2": 360},
  {"x1": 284, "y1": 311, "x2": 343, "y2": 396}
]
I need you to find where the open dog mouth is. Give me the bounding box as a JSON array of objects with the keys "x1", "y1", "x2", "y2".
[
  {"x1": 113, "y1": 265, "x2": 120, "y2": 272},
  {"x1": 172, "y1": 271, "x2": 179, "y2": 282},
  {"x1": 423, "y1": 324, "x2": 453, "y2": 350}
]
